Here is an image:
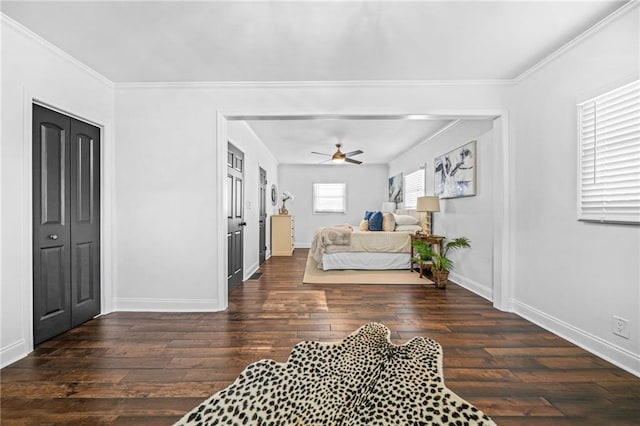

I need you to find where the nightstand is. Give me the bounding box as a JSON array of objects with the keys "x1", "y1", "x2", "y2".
[{"x1": 410, "y1": 234, "x2": 444, "y2": 277}]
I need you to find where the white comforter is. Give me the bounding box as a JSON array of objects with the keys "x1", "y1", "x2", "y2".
[{"x1": 311, "y1": 228, "x2": 412, "y2": 267}]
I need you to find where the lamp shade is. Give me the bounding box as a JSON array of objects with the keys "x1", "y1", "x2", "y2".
[
  {"x1": 381, "y1": 202, "x2": 396, "y2": 213},
  {"x1": 416, "y1": 196, "x2": 440, "y2": 212}
]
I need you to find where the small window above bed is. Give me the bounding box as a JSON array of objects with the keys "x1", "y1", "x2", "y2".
[
  {"x1": 403, "y1": 169, "x2": 425, "y2": 210},
  {"x1": 313, "y1": 183, "x2": 346, "y2": 214}
]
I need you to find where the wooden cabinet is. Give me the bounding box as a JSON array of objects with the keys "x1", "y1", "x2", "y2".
[{"x1": 271, "y1": 215, "x2": 294, "y2": 256}]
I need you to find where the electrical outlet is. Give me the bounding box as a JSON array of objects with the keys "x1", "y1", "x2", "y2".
[{"x1": 612, "y1": 316, "x2": 630, "y2": 339}]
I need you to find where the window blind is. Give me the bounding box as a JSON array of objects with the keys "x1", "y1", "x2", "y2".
[
  {"x1": 403, "y1": 169, "x2": 425, "y2": 210},
  {"x1": 313, "y1": 183, "x2": 346, "y2": 213},
  {"x1": 578, "y1": 80, "x2": 640, "y2": 224}
]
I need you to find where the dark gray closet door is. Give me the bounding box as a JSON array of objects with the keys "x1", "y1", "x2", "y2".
[{"x1": 33, "y1": 104, "x2": 100, "y2": 344}]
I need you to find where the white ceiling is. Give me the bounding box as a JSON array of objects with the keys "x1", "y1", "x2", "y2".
[
  {"x1": 242, "y1": 116, "x2": 456, "y2": 164},
  {"x1": 1, "y1": 1, "x2": 628, "y2": 165},
  {"x1": 1, "y1": 0, "x2": 627, "y2": 83}
]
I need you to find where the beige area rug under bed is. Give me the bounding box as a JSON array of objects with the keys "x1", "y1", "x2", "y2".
[{"x1": 302, "y1": 254, "x2": 434, "y2": 285}]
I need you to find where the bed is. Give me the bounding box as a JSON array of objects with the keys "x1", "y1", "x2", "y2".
[{"x1": 310, "y1": 225, "x2": 416, "y2": 271}]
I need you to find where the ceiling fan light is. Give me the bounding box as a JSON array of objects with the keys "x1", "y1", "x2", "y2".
[{"x1": 332, "y1": 149, "x2": 346, "y2": 162}]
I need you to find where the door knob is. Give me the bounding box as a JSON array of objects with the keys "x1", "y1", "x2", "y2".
[
  {"x1": 240, "y1": 222, "x2": 247, "y2": 226},
  {"x1": 48, "y1": 234, "x2": 58, "y2": 240}
]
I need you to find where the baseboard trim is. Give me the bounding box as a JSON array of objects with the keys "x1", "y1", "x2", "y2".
[
  {"x1": 115, "y1": 298, "x2": 222, "y2": 312},
  {"x1": 243, "y1": 260, "x2": 260, "y2": 281},
  {"x1": 0, "y1": 339, "x2": 28, "y2": 368},
  {"x1": 295, "y1": 243, "x2": 311, "y2": 249},
  {"x1": 514, "y1": 300, "x2": 640, "y2": 378},
  {"x1": 448, "y1": 272, "x2": 493, "y2": 302}
]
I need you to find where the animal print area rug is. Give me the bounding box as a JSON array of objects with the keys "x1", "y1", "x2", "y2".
[{"x1": 174, "y1": 323, "x2": 496, "y2": 426}]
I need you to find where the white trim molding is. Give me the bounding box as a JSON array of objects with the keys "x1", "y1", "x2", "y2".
[
  {"x1": 115, "y1": 298, "x2": 220, "y2": 312},
  {"x1": 0, "y1": 339, "x2": 28, "y2": 369},
  {"x1": 114, "y1": 80, "x2": 513, "y2": 90},
  {"x1": 513, "y1": 0, "x2": 640, "y2": 83},
  {"x1": 1, "y1": 13, "x2": 113, "y2": 88},
  {"x1": 514, "y1": 300, "x2": 640, "y2": 378},
  {"x1": 491, "y1": 114, "x2": 514, "y2": 312},
  {"x1": 243, "y1": 260, "x2": 260, "y2": 282},
  {"x1": 448, "y1": 273, "x2": 493, "y2": 302},
  {"x1": 216, "y1": 112, "x2": 229, "y2": 310}
]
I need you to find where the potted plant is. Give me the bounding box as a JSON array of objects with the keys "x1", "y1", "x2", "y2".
[
  {"x1": 412, "y1": 237, "x2": 471, "y2": 288},
  {"x1": 411, "y1": 241, "x2": 433, "y2": 278}
]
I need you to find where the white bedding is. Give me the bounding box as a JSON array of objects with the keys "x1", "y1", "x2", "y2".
[
  {"x1": 324, "y1": 230, "x2": 412, "y2": 254},
  {"x1": 322, "y1": 252, "x2": 410, "y2": 270},
  {"x1": 311, "y1": 227, "x2": 413, "y2": 269}
]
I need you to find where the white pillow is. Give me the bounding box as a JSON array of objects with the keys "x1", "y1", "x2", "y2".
[
  {"x1": 394, "y1": 224, "x2": 422, "y2": 233},
  {"x1": 382, "y1": 213, "x2": 396, "y2": 232},
  {"x1": 359, "y1": 219, "x2": 369, "y2": 231},
  {"x1": 392, "y1": 214, "x2": 418, "y2": 225}
]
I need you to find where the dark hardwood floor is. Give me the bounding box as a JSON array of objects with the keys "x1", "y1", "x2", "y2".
[{"x1": 2, "y1": 249, "x2": 640, "y2": 425}]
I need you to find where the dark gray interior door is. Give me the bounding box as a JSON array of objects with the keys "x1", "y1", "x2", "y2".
[
  {"x1": 227, "y1": 142, "x2": 244, "y2": 291},
  {"x1": 33, "y1": 104, "x2": 100, "y2": 345},
  {"x1": 259, "y1": 167, "x2": 267, "y2": 265},
  {"x1": 69, "y1": 118, "x2": 101, "y2": 328}
]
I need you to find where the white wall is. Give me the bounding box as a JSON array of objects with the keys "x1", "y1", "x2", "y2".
[
  {"x1": 508, "y1": 6, "x2": 640, "y2": 374},
  {"x1": 0, "y1": 16, "x2": 115, "y2": 367},
  {"x1": 389, "y1": 121, "x2": 495, "y2": 299},
  {"x1": 112, "y1": 84, "x2": 506, "y2": 314},
  {"x1": 113, "y1": 89, "x2": 221, "y2": 310},
  {"x1": 227, "y1": 121, "x2": 279, "y2": 278},
  {"x1": 279, "y1": 164, "x2": 389, "y2": 246}
]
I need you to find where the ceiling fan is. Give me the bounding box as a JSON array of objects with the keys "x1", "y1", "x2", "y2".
[{"x1": 311, "y1": 143, "x2": 364, "y2": 164}]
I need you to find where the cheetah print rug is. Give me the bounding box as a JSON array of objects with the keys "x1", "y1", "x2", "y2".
[{"x1": 174, "y1": 322, "x2": 496, "y2": 425}]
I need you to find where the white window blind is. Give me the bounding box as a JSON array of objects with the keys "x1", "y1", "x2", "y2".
[
  {"x1": 578, "y1": 80, "x2": 640, "y2": 224},
  {"x1": 313, "y1": 183, "x2": 346, "y2": 213},
  {"x1": 403, "y1": 169, "x2": 425, "y2": 210}
]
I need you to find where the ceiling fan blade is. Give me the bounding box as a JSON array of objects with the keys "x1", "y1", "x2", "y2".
[
  {"x1": 345, "y1": 158, "x2": 362, "y2": 165},
  {"x1": 344, "y1": 150, "x2": 363, "y2": 157},
  {"x1": 311, "y1": 151, "x2": 331, "y2": 156}
]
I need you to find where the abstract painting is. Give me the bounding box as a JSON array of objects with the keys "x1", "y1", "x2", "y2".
[
  {"x1": 388, "y1": 173, "x2": 403, "y2": 204},
  {"x1": 434, "y1": 140, "x2": 476, "y2": 199}
]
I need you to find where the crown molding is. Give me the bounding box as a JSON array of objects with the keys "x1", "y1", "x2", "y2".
[
  {"x1": 113, "y1": 79, "x2": 514, "y2": 90},
  {"x1": 513, "y1": 0, "x2": 639, "y2": 83},
  {"x1": 0, "y1": 12, "x2": 114, "y2": 88}
]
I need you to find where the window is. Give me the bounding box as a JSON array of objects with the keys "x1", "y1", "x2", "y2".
[
  {"x1": 578, "y1": 80, "x2": 640, "y2": 224},
  {"x1": 313, "y1": 183, "x2": 346, "y2": 213},
  {"x1": 403, "y1": 169, "x2": 425, "y2": 209}
]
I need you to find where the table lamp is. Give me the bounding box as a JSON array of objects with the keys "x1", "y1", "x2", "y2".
[{"x1": 416, "y1": 196, "x2": 440, "y2": 235}]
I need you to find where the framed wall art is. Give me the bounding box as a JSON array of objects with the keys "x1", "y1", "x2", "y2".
[
  {"x1": 388, "y1": 173, "x2": 403, "y2": 204},
  {"x1": 434, "y1": 140, "x2": 477, "y2": 199}
]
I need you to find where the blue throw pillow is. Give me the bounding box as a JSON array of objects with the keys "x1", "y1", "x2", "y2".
[
  {"x1": 369, "y1": 211, "x2": 383, "y2": 231},
  {"x1": 364, "y1": 210, "x2": 375, "y2": 220}
]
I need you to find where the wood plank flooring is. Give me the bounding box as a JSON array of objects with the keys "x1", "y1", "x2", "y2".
[{"x1": 2, "y1": 249, "x2": 640, "y2": 425}]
